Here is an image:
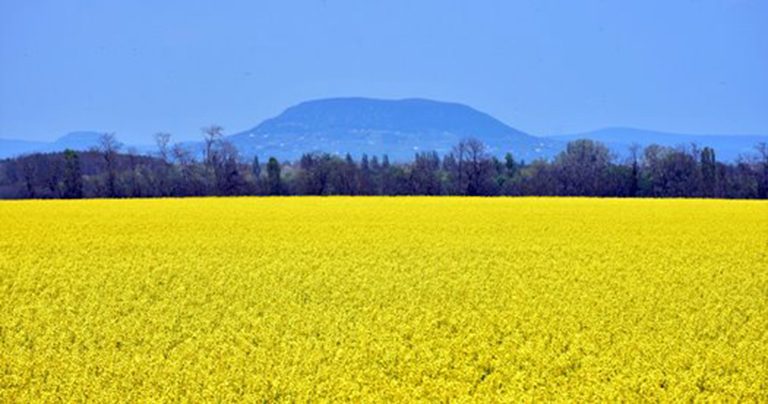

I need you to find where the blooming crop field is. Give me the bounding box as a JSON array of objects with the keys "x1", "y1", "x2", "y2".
[{"x1": 1, "y1": 197, "x2": 767, "y2": 401}]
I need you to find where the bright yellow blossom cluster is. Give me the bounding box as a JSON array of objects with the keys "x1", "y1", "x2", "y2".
[{"x1": 1, "y1": 197, "x2": 766, "y2": 401}]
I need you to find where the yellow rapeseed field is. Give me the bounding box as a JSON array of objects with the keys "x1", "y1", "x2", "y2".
[{"x1": 1, "y1": 197, "x2": 767, "y2": 401}]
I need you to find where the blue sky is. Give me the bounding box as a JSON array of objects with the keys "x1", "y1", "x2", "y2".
[{"x1": 1, "y1": 0, "x2": 766, "y2": 143}]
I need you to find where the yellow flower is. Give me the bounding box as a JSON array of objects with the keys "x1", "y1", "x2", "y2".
[{"x1": 1, "y1": 197, "x2": 766, "y2": 401}]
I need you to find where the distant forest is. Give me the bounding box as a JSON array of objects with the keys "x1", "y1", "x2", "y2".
[{"x1": 1, "y1": 127, "x2": 767, "y2": 199}]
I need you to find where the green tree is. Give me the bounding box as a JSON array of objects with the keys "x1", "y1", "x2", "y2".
[
  {"x1": 62, "y1": 149, "x2": 83, "y2": 198},
  {"x1": 504, "y1": 152, "x2": 517, "y2": 178},
  {"x1": 266, "y1": 157, "x2": 282, "y2": 195}
]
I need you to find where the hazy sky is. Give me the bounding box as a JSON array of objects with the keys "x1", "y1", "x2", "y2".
[{"x1": 1, "y1": 0, "x2": 766, "y2": 143}]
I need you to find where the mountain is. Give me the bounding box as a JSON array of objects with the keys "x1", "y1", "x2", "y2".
[
  {"x1": 227, "y1": 97, "x2": 561, "y2": 161},
  {"x1": 0, "y1": 131, "x2": 157, "y2": 159},
  {"x1": 3, "y1": 102, "x2": 765, "y2": 163},
  {"x1": 0, "y1": 131, "x2": 103, "y2": 159},
  {"x1": 49, "y1": 131, "x2": 104, "y2": 151},
  {"x1": 547, "y1": 127, "x2": 767, "y2": 162},
  {"x1": 0, "y1": 138, "x2": 47, "y2": 158}
]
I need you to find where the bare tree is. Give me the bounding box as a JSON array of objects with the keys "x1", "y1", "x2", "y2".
[
  {"x1": 448, "y1": 140, "x2": 468, "y2": 194},
  {"x1": 202, "y1": 125, "x2": 224, "y2": 167},
  {"x1": 700, "y1": 146, "x2": 717, "y2": 198},
  {"x1": 411, "y1": 151, "x2": 441, "y2": 195},
  {"x1": 215, "y1": 140, "x2": 245, "y2": 195},
  {"x1": 172, "y1": 143, "x2": 193, "y2": 166},
  {"x1": 629, "y1": 143, "x2": 641, "y2": 197},
  {"x1": 554, "y1": 139, "x2": 612, "y2": 196},
  {"x1": 20, "y1": 158, "x2": 36, "y2": 198},
  {"x1": 154, "y1": 132, "x2": 172, "y2": 163},
  {"x1": 757, "y1": 142, "x2": 768, "y2": 162},
  {"x1": 756, "y1": 142, "x2": 768, "y2": 199},
  {"x1": 126, "y1": 147, "x2": 142, "y2": 197},
  {"x1": 464, "y1": 138, "x2": 490, "y2": 196},
  {"x1": 99, "y1": 133, "x2": 122, "y2": 197},
  {"x1": 172, "y1": 143, "x2": 194, "y2": 195},
  {"x1": 447, "y1": 138, "x2": 490, "y2": 195}
]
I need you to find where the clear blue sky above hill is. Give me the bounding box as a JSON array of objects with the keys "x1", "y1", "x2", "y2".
[{"x1": 1, "y1": 0, "x2": 766, "y2": 142}]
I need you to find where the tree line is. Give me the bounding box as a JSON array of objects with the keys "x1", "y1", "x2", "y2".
[{"x1": 1, "y1": 128, "x2": 767, "y2": 199}]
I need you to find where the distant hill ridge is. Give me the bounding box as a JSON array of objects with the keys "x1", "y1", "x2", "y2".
[
  {"x1": 547, "y1": 127, "x2": 767, "y2": 162},
  {"x1": 0, "y1": 131, "x2": 103, "y2": 159},
  {"x1": 1, "y1": 98, "x2": 766, "y2": 161}
]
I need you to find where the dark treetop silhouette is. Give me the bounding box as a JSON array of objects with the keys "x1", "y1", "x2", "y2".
[{"x1": 1, "y1": 131, "x2": 766, "y2": 199}]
